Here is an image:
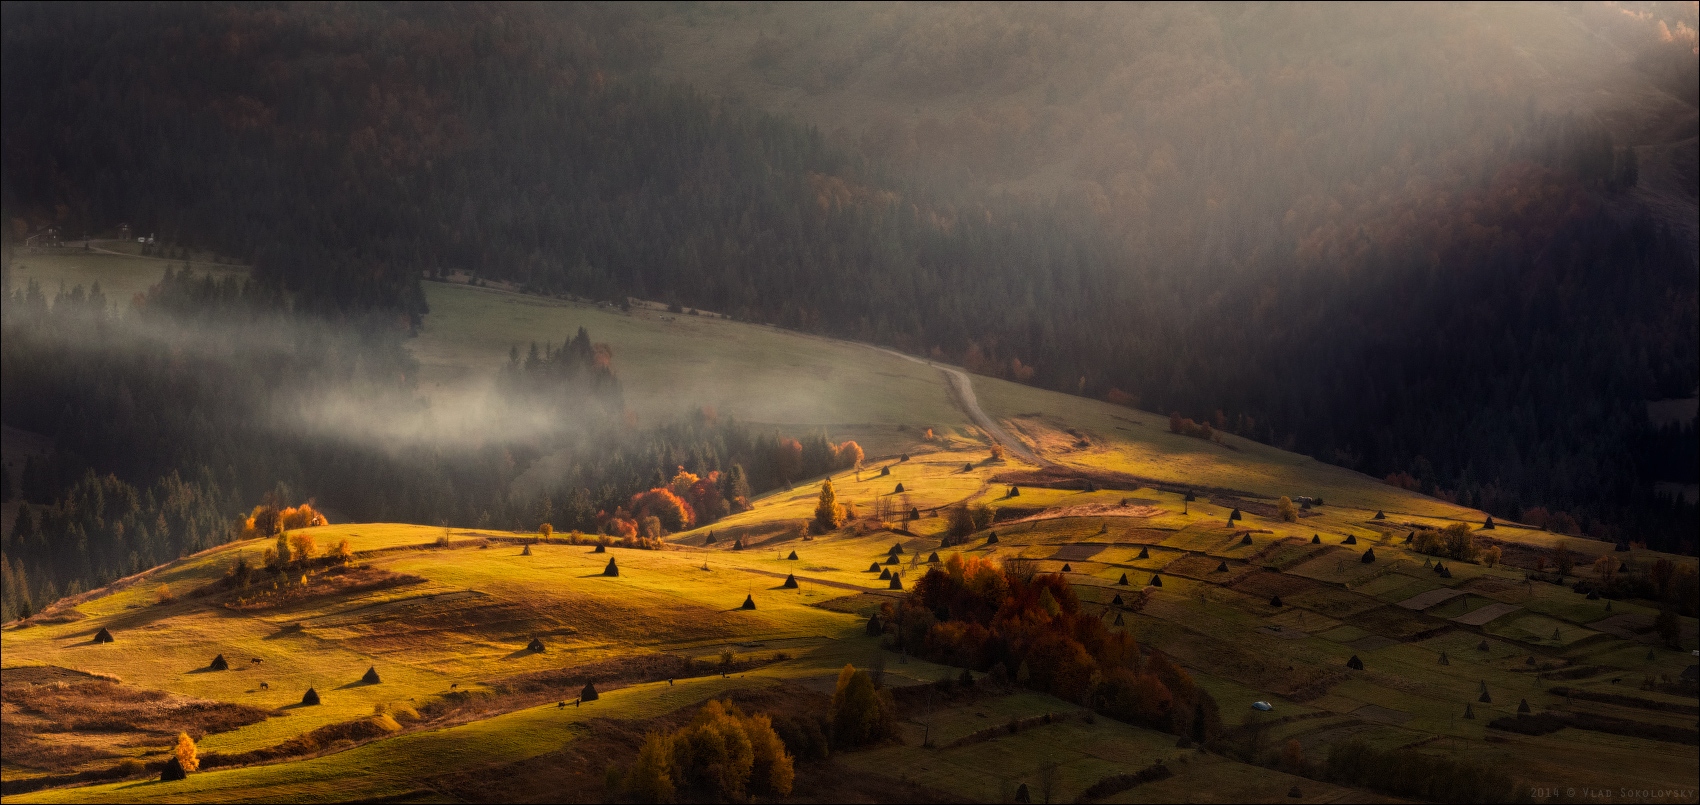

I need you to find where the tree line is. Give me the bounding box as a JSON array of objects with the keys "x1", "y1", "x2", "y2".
[{"x1": 2, "y1": 2, "x2": 1694, "y2": 554}]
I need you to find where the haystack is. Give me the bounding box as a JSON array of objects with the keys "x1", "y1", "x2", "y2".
[
  {"x1": 1240, "y1": 533, "x2": 1253, "y2": 545},
  {"x1": 1526, "y1": 655, "x2": 1537, "y2": 665},
  {"x1": 593, "y1": 544, "x2": 607, "y2": 553},
  {"x1": 1216, "y1": 561, "x2": 1229, "y2": 572},
  {"x1": 1438, "y1": 566, "x2": 1452, "y2": 578},
  {"x1": 1009, "y1": 486, "x2": 1021, "y2": 497},
  {"x1": 894, "y1": 483, "x2": 905, "y2": 494},
  {"x1": 1112, "y1": 593, "x2": 1125, "y2": 606},
  {"x1": 890, "y1": 542, "x2": 905, "y2": 555},
  {"x1": 1343, "y1": 534, "x2": 1357, "y2": 545},
  {"x1": 1479, "y1": 690, "x2": 1492, "y2": 703},
  {"x1": 1113, "y1": 612, "x2": 1125, "y2": 626},
  {"x1": 787, "y1": 550, "x2": 798, "y2": 560},
  {"x1": 362, "y1": 666, "x2": 381, "y2": 684},
  {"x1": 866, "y1": 614, "x2": 883, "y2": 635},
  {"x1": 1361, "y1": 549, "x2": 1376, "y2": 563},
  {"x1": 782, "y1": 573, "x2": 798, "y2": 589},
  {"x1": 159, "y1": 756, "x2": 187, "y2": 782},
  {"x1": 869, "y1": 562, "x2": 882, "y2": 572},
  {"x1": 1061, "y1": 563, "x2": 1073, "y2": 572},
  {"x1": 1118, "y1": 573, "x2": 1130, "y2": 585},
  {"x1": 1405, "y1": 532, "x2": 1414, "y2": 543},
  {"x1": 1518, "y1": 698, "x2": 1531, "y2": 714},
  {"x1": 928, "y1": 552, "x2": 940, "y2": 563},
  {"x1": 1483, "y1": 516, "x2": 1495, "y2": 529},
  {"x1": 741, "y1": 594, "x2": 757, "y2": 610},
  {"x1": 1347, "y1": 655, "x2": 1364, "y2": 670},
  {"x1": 302, "y1": 687, "x2": 321, "y2": 706},
  {"x1": 582, "y1": 682, "x2": 599, "y2": 701},
  {"x1": 1228, "y1": 508, "x2": 1242, "y2": 522},
  {"x1": 889, "y1": 573, "x2": 903, "y2": 590},
  {"x1": 733, "y1": 537, "x2": 745, "y2": 550},
  {"x1": 1312, "y1": 534, "x2": 1321, "y2": 544},
  {"x1": 1136, "y1": 546, "x2": 1150, "y2": 559},
  {"x1": 705, "y1": 532, "x2": 717, "y2": 544},
  {"x1": 1439, "y1": 652, "x2": 1450, "y2": 666},
  {"x1": 1015, "y1": 783, "x2": 1031, "y2": 803},
  {"x1": 1587, "y1": 588, "x2": 1603, "y2": 599},
  {"x1": 986, "y1": 533, "x2": 999, "y2": 544},
  {"x1": 963, "y1": 462, "x2": 974, "y2": 472},
  {"x1": 528, "y1": 637, "x2": 545, "y2": 652},
  {"x1": 603, "y1": 557, "x2": 619, "y2": 577},
  {"x1": 94, "y1": 627, "x2": 114, "y2": 643},
  {"x1": 1149, "y1": 574, "x2": 1163, "y2": 587},
  {"x1": 879, "y1": 466, "x2": 890, "y2": 477},
  {"x1": 900, "y1": 453, "x2": 910, "y2": 462},
  {"x1": 909, "y1": 507, "x2": 921, "y2": 520},
  {"x1": 1477, "y1": 639, "x2": 1491, "y2": 651},
  {"x1": 1270, "y1": 595, "x2": 1283, "y2": 607},
  {"x1": 209, "y1": 654, "x2": 229, "y2": 671},
  {"x1": 521, "y1": 544, "x2": 532, "y2": 556},
  {"x1": 1464, "y1": 704, "x2": 1475, "y2": 719},
  {"x1": 1373, "y1": 510, "x2": 1386, "y2": 519},
  {"x1": 879, "y1": 568, "x2": 892, "y2": 580}
]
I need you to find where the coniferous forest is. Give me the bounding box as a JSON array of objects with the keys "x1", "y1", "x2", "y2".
[{"x1": 2, "y1": 2, "x2": 1696, "y2": 616}]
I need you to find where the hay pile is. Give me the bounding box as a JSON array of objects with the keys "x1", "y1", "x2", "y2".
[
  {"x1": 209, "y1": 654, "x2": 229, "y2": 671},
  {"x1": 740, "y1": 594, "x2": 757, "y2": 610},
  {"x1": 603, "y1": 557, "x2": 619, "y2": 577},
  {"x1": 302, "y1": 687, "x2": 321, "y2": 706},
  {"x1": 782, "y1": 573, "x2": 799, "y2": 589},
  {"x1": 362, "y1": 666, "x2": 381, "y2": 684},
  {"x1": 94, "y1": 627, "x2": 114, "y2": 643}
]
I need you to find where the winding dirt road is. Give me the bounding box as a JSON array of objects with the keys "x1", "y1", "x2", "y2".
[{"x1": 863, "y1": 345, "x2": 1047, "y2": 466}]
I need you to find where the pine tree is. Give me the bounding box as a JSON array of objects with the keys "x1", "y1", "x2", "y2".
[{"x1": 814, "y1": 479, "x2": 844, "y2": 531}]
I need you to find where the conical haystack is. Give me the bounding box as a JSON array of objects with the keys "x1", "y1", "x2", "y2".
[
  {"x1": 1149, "y1": 574, "x2": 1163, "y2": 587},
  {"x1": 582, "y1": 682, "x2": 599, "y2": 702},
  {"x1": 301, "y1": 687, "x2": 321, "y2": 706},
  {"x1": 362, "y1": 666, "x2": 381, "y2": 684},
  {"x1": 740, "y1": 594, "x2": 756, "y2": 610},
  {"x1": 603, "y1": 557, "x2": 619, "y2": 576},
  {"x1": 782, "y1": 573, "x2": 798, "y2": 589},
  {"x1": 1118, "y1": 573, "x2": 1130, "y2": 585},
  {"x1": 1347, "y1": 655, "x2": 1364, "y2": 670},
  {"x1": 209, "y1": 654, "x2": 229, "y2": 671},
  {"x1": 94, "y1": 627, "x2": 114, "y2": 643},
  {"x1": 889, "y1": 573, "x2": 903, "y2": 590}
]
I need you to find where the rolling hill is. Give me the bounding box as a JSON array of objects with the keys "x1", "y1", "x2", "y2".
[{"x1": 4, "y1": 261, "x2": 1695, "y2": 802}]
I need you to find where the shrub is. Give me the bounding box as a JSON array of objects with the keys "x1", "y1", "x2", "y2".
[{"x1": 1276, "y1": 497, "x2": 1298, "y2": 522}]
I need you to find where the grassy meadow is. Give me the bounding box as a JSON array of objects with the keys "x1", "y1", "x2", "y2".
[{"x1": 4, "y1": 256, "x2": 1697, "y2": 803}]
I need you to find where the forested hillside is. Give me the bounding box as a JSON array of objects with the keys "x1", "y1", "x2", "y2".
[{"x1": 3, "y1": 0, "x2": 1695, "y2": 562}]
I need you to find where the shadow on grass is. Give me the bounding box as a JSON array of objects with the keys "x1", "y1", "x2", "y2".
[{"x1": 335, "y1": 678, "x2": 380, "y2": 690}]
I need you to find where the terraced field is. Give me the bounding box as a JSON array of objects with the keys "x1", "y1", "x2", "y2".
[{"x1": 4, "y1": 260, "x2": 1696, "y2": 803}]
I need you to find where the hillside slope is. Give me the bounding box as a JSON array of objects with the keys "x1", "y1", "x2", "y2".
[{"x1": 5, "y1": 271, "x2": 1696, "y2": 802}]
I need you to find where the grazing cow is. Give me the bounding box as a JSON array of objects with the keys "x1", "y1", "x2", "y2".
[
  {"x1": 260, "y1": 681, "x2": 269, "y2": 690},
  {"x1": 252, "y1": 658, "x2": 262, "y2": 663},
  {"x1": 450, "y1": 683, "x2": 459, "y2": 689}
]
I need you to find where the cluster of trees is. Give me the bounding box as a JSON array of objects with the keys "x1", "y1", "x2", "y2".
[
  {"x1": 1, "y1": 468, "x2": 233, "y2": 621},
  {"x1": 882, "y1": 555, "x2": 1221, "y2": 741},
  {"x1": 622, "y1": 700, "x2": 795, "y2": 803},
  {"x1": 1411, "y1": 524, "x2": 1481, "y2": 563},
  {"x1": 497, "y1": 327, "x2": 623, "y2": 415},
  {"x1": 2, "y1": 1, "x2": 1694, "y2": 556}
]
